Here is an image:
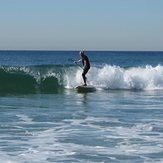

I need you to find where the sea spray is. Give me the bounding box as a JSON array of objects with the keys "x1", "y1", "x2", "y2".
[{"x1": 65, "y1": 64, "x2": 163, "y2": 90}]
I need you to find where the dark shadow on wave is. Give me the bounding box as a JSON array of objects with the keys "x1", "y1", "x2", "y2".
[{"x1": 0, "y1": 72, "x2": 64, "y2": 95}]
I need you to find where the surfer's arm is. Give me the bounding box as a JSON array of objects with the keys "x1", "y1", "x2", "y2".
[{"x1": 74, "y1": 59, "x2": 82, "y2": 63}]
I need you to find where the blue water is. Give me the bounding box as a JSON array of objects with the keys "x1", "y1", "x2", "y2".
[{"x1": 0, "y1": 51, "x2": 163, "y2": 163}]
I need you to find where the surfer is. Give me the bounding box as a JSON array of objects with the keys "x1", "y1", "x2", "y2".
[{"x1": 74, "y1": 51, "x2": 90, "y2": 86}]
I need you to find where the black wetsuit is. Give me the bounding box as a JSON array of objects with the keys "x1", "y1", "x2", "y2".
[{"x1": 82, "y1": 55, "x2": 90, "y2": 83}]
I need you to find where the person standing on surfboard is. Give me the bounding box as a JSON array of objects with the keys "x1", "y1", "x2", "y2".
[{"x1": 74, "y1": 51, "x2": 90, "y2": 86}]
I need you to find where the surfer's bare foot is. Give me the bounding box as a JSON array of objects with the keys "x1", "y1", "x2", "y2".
[{"x1": 82, "y1": 83, "x2": 87, "y2": 86}]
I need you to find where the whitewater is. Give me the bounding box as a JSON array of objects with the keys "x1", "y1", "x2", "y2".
[{"x1": 66, "y1": 64, "x2": 163, "y2": 90}]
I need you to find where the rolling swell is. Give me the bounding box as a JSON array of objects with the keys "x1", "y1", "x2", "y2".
[{"x1": 0, "y1": 65, "x2": 69, "y2": 94}]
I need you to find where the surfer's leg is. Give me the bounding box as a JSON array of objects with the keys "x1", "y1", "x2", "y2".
[
  {"x1": 82, "y1": 68, "x2": 89, "y2": 86},
  {"x1": 82, "y1": 71, "x2": 87, "y2": 86}
]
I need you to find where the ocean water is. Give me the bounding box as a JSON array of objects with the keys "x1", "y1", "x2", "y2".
[{"x1": 0, "y1": 51, "x2": 163, "y2": 163}]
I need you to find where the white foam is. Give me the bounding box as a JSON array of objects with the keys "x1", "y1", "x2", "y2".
[
  {"x1": 64, "y1": 64, "x2": 163, "y2": 90},
  {"x1": 1, "y1": 100, "x2": 163, "y2": 162},
  {"x1": 16, "y1": 114, "x2": 33, "y2": 123},
  {"x1": 1, "y1": 116, "x2": 163, "y2": 163}
]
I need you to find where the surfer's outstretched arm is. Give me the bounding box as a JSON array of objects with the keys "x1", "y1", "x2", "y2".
[{"x1": 74, "y1": 59, "x2": 82, "y2": 64}]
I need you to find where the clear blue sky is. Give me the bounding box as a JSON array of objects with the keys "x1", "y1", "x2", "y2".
[{"x1": 0, "y1": 0, "x2": 163, "y2": 51}]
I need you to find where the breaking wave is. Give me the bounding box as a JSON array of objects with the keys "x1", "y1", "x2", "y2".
[{"x1": 1, "y1": 64, "x2": 163, "y2": 94}]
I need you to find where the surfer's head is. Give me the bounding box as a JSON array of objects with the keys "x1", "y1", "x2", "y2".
[{"x1": 79, "y1": 51, "x2": 84, "y2": 56}]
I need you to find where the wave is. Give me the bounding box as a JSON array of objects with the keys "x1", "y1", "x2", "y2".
[
  {"x1": 0, "y1": 65, "x2": 69, "y2": 94},
  {"x1": 0, "y1": 64, "x2": 163, "y2": 94},
  {"x1": 90, "y1": 64, "x2": 163, "y2": 90}
]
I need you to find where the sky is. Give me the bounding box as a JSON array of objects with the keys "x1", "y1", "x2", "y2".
[{"x1": 0, "y1": 0, "x2": 163, "y2": 51}]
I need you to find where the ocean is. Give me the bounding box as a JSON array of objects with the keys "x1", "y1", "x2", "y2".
[{"x1": 0, "y1": 51, "x2": 163, "y2": 163}]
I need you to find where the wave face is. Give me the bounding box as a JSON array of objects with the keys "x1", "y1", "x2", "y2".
[
  {"x1": 1, "y1": 64, "x2": 163, "y2": 94},
  {"x1": 0, "y1": 65, "x2": 69, "y2": 94}
]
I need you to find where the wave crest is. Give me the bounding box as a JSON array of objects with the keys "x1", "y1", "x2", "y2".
[{"x1": 1, "y1": 64, "x2": 163, "y2": 94}]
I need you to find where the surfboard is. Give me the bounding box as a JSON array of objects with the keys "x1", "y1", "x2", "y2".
[{"x1": 75, "y1": 85, "x2": 96, "y2": 92}]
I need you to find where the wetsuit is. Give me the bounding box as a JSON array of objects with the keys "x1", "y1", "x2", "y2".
[{"x1": 82, "y1": 55, "x2": 90, "y2": 84}]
